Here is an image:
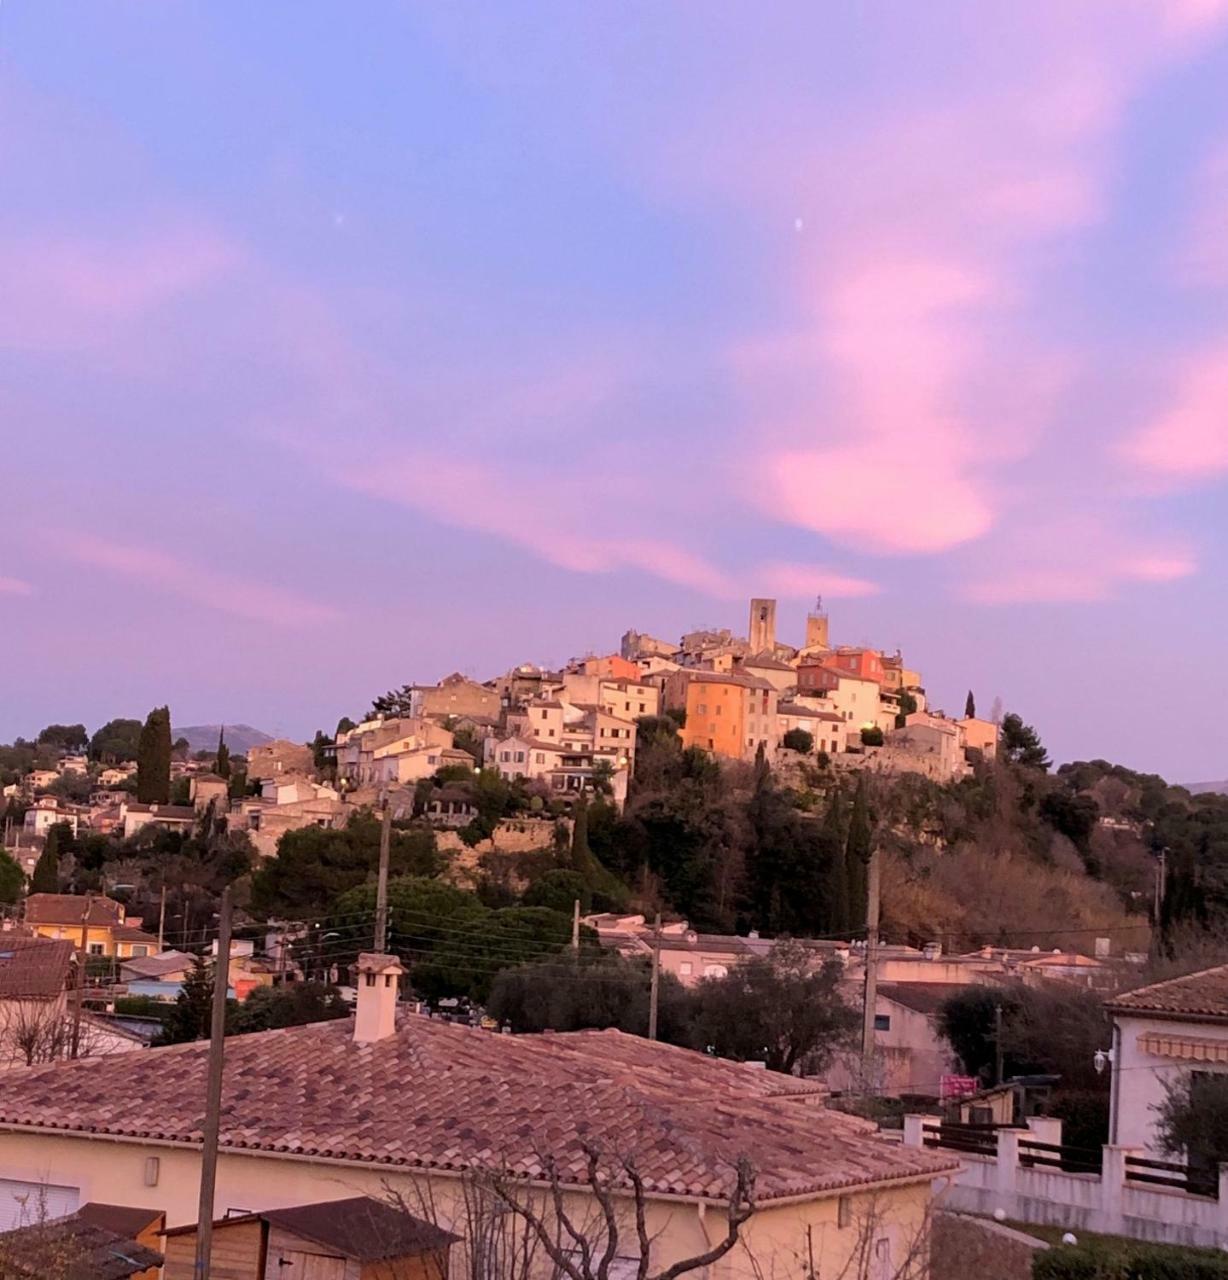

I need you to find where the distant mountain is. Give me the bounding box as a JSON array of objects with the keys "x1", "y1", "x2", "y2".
[
  {"x1": 173, "y1": 723, "x2": 275, "y2": 755},
  {"x1": 1184, "y1": 781, "x2": 1228, "y2": 796}
]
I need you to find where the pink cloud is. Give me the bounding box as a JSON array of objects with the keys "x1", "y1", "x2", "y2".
[
  {"x1": 961, "y1": 517, "x2": 1196, "y2": 604},
  {"x1": 54, "y1": 534, "x2": 338, "y2": 626},
  {"x1": 0, "y1": 226, "x2": 238, "y2": 350},
  {"x1": 0, "y1": 577, "x2": 33, "y2": 596},
  {"x1": 1122, "y1": 346, "x2": 1228, "y2": 477}
]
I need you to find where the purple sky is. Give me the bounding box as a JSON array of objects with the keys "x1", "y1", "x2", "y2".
[{"x1": 3, "y1": 3, "x2": 1227, "y2": 781}]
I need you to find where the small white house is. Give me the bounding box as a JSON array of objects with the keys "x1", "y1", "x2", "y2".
[{"x1": 1106, "y1": 964, "x2": 1228, "y2": 1155}]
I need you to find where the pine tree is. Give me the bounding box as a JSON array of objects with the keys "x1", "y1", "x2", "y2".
[
  {"x1": 845, "y1": 776, "x2": 872, "y2": 931},
  {"x1": 965, "y1": 690, "x2": 976, "y2": 719},
  {"x1": 215, "y1": 727, "x2": 231, "y2": 780},
  {"x1": 30, "y1": 825, "x2": 61, "y2": 894},
  {"x1": 821, "y1": 787, "x2": 848, "y2": 934},
  {"x1": 155, "y1": 955, "x2": 218, "y2": 1044},
  {"x1": 136, "y1": 706, "x2": 172, "y2": 804}
]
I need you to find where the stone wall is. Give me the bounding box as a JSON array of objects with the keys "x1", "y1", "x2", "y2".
[{"x1": 931, "y1": 1212, "x2": 1046, "y2": 1280}]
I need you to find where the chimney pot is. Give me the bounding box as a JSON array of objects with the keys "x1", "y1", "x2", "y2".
[{"x1": 354, "y1": 952, "x2": 405, "y2": 1044}]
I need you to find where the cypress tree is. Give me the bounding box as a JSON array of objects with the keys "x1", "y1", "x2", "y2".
[
  {"x1": 215, "y1": 727, "x2": 231, "y2": 780},
  {"x1": 30, "y1": 825, "x2": 61, "y2": 894},
  {"x1": 570, "y1": 797, "x2": 591, "y2": 874},
  {"x1": 821, "y1": 787, "x2": 848, "y2": 934},
  {"x1": 965, "y1": 690, "x2": 977, "y2": 719},
  {"x1": 845, "y1": 776, "x2": 872, "y2": 931},
  {"x1": 136, "y1": 705, "x2": 172, "y2": 804}
]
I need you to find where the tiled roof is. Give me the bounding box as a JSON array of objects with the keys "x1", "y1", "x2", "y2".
[
  {"x1": 0, "y1": 1213, "x2": 162, "y2": 1280},
  {"x1": 120, "y1": 951, "x2": 192, "y2": 980},
  {"x1": 1107, "y1": 964, "x2": 1228, "y2": 1020},
  {"x1": 165, "y1": 1197, "x2": 458, "y2": 1260},
  {"x1": 24, "y1": 894, "x2": 124, "y2": 928},
  {"x1": 878, "y1": 982, "x2": 967, "y2": 1017},
  {"x1": 0, "y1": 937, "x2": 74, "y2": 999},
  {"x1": 112, "y1": 926, "x2": 159, "y2": 945},
  {"x1": 0, "y1": 1018, "x2": 954, "y2": 1203},
  {"x1": 74, "y1": 1202, "x2": 164, "y2": 1240}
]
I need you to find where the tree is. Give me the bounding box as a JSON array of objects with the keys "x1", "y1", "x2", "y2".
[
  {"x1": 250, "y1": 815, "x2": 441, "y2": 918},
  {"x1": 88, "y1": 717, "x2": 142, "y2": 763},
  {"x1": 336, "y1": 716, "x2": 357, "y2": 738},
  {"x1": 371, "y1": 685, "x2": 414, "y2": 717},
  {"x1": 1039, "y1": 789, "x2": 1099, "y2": 853},
  {"x1": 689, "y1": 944, "x2": 859, "y2": 1074},
  {"x1": 310, "y1": 729, "x2": 333, "y2": 771},
  {"x1": 228, "y1": 766, "x2": 248, "y2": 800},
  {"x1": 388, "y1": 1147, "x2": 757, "y2": 1280},
  {"x1": 30, "y1": 825, "x2": 64, "y2": 894},
  {"x1": 965, "y1": 690, "x2": 976, "y2": 719},
  {"x1": 228, "y1": 982, "x2": 349, "y2": 1033},
  {"x1": 1156, "y1": 1072, "x2": 1228, "y2": 1178},
  {"x1": 136, "y1": 706, "x2": 172, "y2": 804},
  {"x1": 215, "y1": 728, "x2": 231, "y2": 780},
  {"x1": 845, "y1": 776, "x2": 872, "y2": 930},
  {"x1": 332, "y1": 874, "x2": 487, "y2": 960},
  {"x1": 0, "y1": 851, "x2": 22, "y2": 905},
  {"x1": 412, "y1": 907, "x2": 579, "y2": 1003},
  {"x1": 523, "y1": 869, "x2": 590, "y2": 914},
  {"x1": 489, "y1": 952, "x2": 692, "y2": 1041},
  {"x1": 895, "y1": 690, "x2": 917, "y2": 728},
  {"x1": 156, "y1": 955, "x2": 219, "y2": 1044},
  {"x1": 36, "y1": 724, "x2": 88, "y2": 753},
  {"x1": 1001, "y1": 712, "x2": 1051, "y2": 771},
  {"x1": 782, "y1": 728, "x2": 814, "y2": 754}
]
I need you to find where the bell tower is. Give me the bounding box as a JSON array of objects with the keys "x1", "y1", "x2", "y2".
[
  {"x1": 804, "y1": 597, "x2": 830, "y2": 651},
  {"x1": 748, "y1": 598, "x2": 777, "y2": 653}
]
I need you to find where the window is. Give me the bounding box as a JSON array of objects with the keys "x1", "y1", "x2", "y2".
[
  {"x1": 427, "y1": 754, "x2": 437, "y2": 765},
  {"x1": 515, "y1": 751, "x2": 525, "y2": 763},
  {"x1": 703, "y1": 963, "x2": 728, "y2": 978},
  {"x1": 838, "y1": 1195, "x2": 852, "y2": 1229},
  {"x1": 535, "y1": 753, "x2": 545, "y2": 765},
  {"x1": 500, "y1": 751, "x2": 510, "y2": 762},
  {"x1": 639, "y1": 702, "x2": 645, "y2": 712},
  {"x1": 873, "y1": 1013, "x2": 891, "y2": 1032},
  {"x1": 131, "y1": 945, "x2": 150, "y2": 957},
  {"x1": 548, "y1": 728, "x2": 556, "y2": 738},
  {"x1": 87, "y1": 942, "x2": 104, "y2": 956},
  {"x1": 679, "y1": 961, "x2": 693, "y2": 976}
]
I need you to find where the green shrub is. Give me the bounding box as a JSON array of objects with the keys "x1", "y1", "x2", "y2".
[{"x1": 1033, "y1": 1239, "x2": 1228, "y2": 1279}]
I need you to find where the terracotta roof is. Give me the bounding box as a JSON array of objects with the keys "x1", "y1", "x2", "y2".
[
  {"x1": 878, "y1": 982, "x2": 967, "y2": 1017},
  {"x1": 0, "y1": 1214, "x2": 162, "y2": 1280},
  {"x1": 120, "y1": 951, "x2": 192, "y2": 980},
  {"x1": 0, "y1": 937, "x2": 74, "y2": 999},
  {"x1": 74, "y1": 1202, "x2": 164, "y2": 1240},
  {"x1": 123, "y1": 804, "x2": 196, "y2": 819},
  {"x1": 0, "y1": 1017, "x2": 954, "y2": 1203},
  {"x1": 24, "y1": 894, "x2": 124, "y2": 928},
  {"x1": 165, "y1": 1196, "x2": 458, "y2": 1260},
  {"x1": 1107, "y1": 964, "x2": 1228, "y2": 1021},
  {"x1": 112, "y1": 926, "x2": 159, "y2": 945}
]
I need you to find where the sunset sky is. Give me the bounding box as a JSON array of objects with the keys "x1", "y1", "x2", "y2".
[{"x1": 3, "y1": 2, "x2": 1227, "y2": 781}]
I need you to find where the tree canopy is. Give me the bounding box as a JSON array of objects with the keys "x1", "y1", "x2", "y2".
[
  {"x1": 136, "y1": 706, "x2": 172, "y2": 804},
  {"x1": 88, "y1": 718, "x2": 142, "y2": 763}
]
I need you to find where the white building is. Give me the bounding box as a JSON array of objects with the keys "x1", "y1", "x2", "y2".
[{"x1": 1106, "y1": 964, "x2": 1228, "y2": 1156}]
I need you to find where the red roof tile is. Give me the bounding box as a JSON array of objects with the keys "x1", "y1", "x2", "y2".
[
  {"x1": 0, "y1": 1018, "x2": 954, "y2": 1202},
  {"x1": 1107, "y1": 964, "x2": 1228, "y2": 1021}
]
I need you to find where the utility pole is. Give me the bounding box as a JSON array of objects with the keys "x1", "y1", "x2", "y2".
[
  {"x1": 994, "y1": 1002, "x2": 1005, "y2": 1087},
  {"x1": 860, "y1": 848, "x2": 880, "y2": 1072},
  {"x1": 375, "y1": 797, "x2": 391, "y2": 954},
  {"x1": 194, "y1": 886, "x2": 232, "y2": 1280},
  {"x1": 647, "y1": 912, "x2": 661, "y2": 1041},
  {"x1": 1154, "y1": 848, "x2": 1169, "y2": 927},
  {"x1": 157, "y1": 885, "x2": 167, "y2": 952},
  {"x1": 71, "y1": 894, "x2": 92, "y2": 1060},
  {"x1": 571, "y1": 899, "x2": 581, "y2": 955}
]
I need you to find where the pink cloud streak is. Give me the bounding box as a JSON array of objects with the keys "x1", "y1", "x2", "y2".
[
  {"x1": 0, "y1": 577, "x2": 33, "y2": 596},
  {"x1": 54, "y1": 534, "x2": 338, "y2": 626}
]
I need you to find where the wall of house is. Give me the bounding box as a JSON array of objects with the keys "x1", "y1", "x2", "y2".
[
  {"x1": 680, "y1": 681, "x2": 746, "y2": 759},
  {"x1": 1113, "y1": 1012, "x2": 1228, "y2": 1153},
  {"x1": 0, "y1": 1131, "x2": 935, "y2": 1279}
]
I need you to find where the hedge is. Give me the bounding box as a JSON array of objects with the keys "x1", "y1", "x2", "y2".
[{"x1": 1034, "y1": 1239, "x2": 1228, "y2": 1279}]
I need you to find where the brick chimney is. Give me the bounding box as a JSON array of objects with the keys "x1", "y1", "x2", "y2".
[{"x1": 354, "y1": 953, "x2": 405, "y2": 1044}]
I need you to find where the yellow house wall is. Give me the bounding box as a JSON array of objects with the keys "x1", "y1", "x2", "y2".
[{"x1": 0, "y1": 1131, "x2": 934, "y2": 1279}]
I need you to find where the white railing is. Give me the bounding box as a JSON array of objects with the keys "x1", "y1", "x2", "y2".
[{"x1": 903, "y1": 1115, "x2": 1228, "y2": 1248}]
